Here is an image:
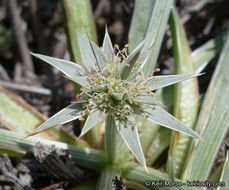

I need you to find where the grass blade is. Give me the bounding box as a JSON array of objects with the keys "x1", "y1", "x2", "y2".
[
  {"x1": 182, "y1": 28, "x2": 229, "y2": 181},
  {"x1": 217, "y1": 153, "x2": 229, "y2": 190},
  {"x1": 61, "y1": 0, "x2": 97, "y2": 98},
  {"x1": 61, "y1": 0, "x2": 97, "y2": 63},
  {"x1": 0, "y1": 86, "x2": 44, "y2": 135},
  {"x1": 141, "y1": 0, "x2": 173, "y2": 74},
  {"x1": 128, "y1": 0, "x2": 155, "y2": 51},
  {"x1": 27, "y1": 103, "x2": 84, "y2": 136},
  {"x1": 167, "y1": 7, "x2": 199, "y2": 178},
  {"x1": 192, "y1": 32, "x2": 226, "y2": 74},
  {"x1": 129, "y1": 0, "x2": 173, "y2": 74},
  {"x1": 0, "y1": 86, "x2": 87, "y2": 146},
  {"x1": 145, "y1": 32, "x2": 226, "y2": 168}
]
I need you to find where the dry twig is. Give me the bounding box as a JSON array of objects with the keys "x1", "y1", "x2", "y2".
[
  {"x1": 0, "y1": 80, "x2": 51, "y2": 96},
  {"x1": 8, "y1": 0, "x2": 35, "y2": 77}
]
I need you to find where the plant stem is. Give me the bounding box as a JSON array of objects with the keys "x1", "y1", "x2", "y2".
[
  {"x1": 0, "y1": 129, "x2": 106, "y2": 171},
  {"x1": 104, "y1": 114, "x2": 118, "y2": 164}
]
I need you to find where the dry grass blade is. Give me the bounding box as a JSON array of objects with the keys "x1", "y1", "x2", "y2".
[{"x1": 0, "y1": 85, "x2": 88, "y2": 147}]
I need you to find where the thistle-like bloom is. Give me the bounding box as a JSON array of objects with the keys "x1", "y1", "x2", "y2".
[{"x1": 29, "y1": 30, "x2": 200, "y2": 170}]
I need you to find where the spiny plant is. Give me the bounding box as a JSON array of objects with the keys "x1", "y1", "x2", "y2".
[
  {"x1": 0, "y1": 1, "x2": 229, "y2": 189},
  {"x1": 28, "y1": 29, "x2": 200, "y2": 171}
]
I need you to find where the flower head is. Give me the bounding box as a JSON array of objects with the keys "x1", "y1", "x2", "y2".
[
  {"x1": 78, "y1": 46, "x2": 158, "y2": 126},
  {"x1": 29, "y1": 29, "x2": 200, "y2": 170}
]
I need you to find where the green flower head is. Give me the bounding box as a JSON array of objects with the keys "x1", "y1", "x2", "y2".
[{"x1": 29, "y1": 29, "x2": 200, "y2": 171}]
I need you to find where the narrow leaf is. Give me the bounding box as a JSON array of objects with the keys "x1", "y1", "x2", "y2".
[
  {"x1": 76, "y1": 32, "x2": 104, "y2": 147},
  {"x1": 104, "y1": 115, "x2": 117, "y2": 164},
  {"x1": 84, "y1": 122, "x2": 103, "y2": 149},
  {"x1": 79, "y1": 109, "x2": 103, "y2": 138},
  {"x1": 61, "y1": 0, "x2": 97, "y2": 63},
  {"x1": 104, "y1": 116, "x2": 130, "y2": 164},
  {"x1": 192, "y1": 32, "x2": 226, "y2": 74},
  {"x1": 144, "y1": 106, "x2": 200, "y2": 139},
  {"x1": 148, "y1": 74, "x2": 199, "y2": 91},
  {"x1": 167, "y1": 7, "x2": 199, "y2": 178},
  {"x1": 140, "y1": 126, "x2": 160, "y2": 157},
  {"x1": 138, "y1": 92, "x2": 165, "y2": 160},
  {"x1": 0, "y1": 86, "x2": 87, "y2": 146},
  {"x1": 182, "y1": 28, "x2": 229, "y2": 181},
  {"x1": 0, "y1": 129, "x2": 106, "y2": 171},
  {"x1": 102, "y1": 27, "x2": 114, "y2": 61},
  {"x1": 217, "y1": 153, "x2": 229, "y2": 190},
  {"x1": 129, "y1": 0, "x2": 173, "y2": 74},
  {"x1": 168, "y1": 154, "x2": 175, "y2": 181},
  {"x1": 0, "y1": 85, "x2": 44, "y2": 135},
  {"x1": 31, "y1": 53, "x2": 88, "y2": 87},
  {"x1": 61, "y1": 0, "x2": 96, "y2": 94},
  {"x1": 89, "y1": 40, "x2": 108, "y2": 71},
  {"x1": 141, "y1": 0, "x2": 173, "y2": 74},
  {"x1": 120, "y1": 41, "x2": 144, "y2": 80},
  {"x1": 75, "y1": 33, "x2": 107, "y2": 147},
  {"x1": 96, "y1": 167, "x2": 118, "y2": 190},
  {"x1": 27, "y1": 103, "x2": 84, "y2": 136},
  {"x1": 142, "y1": 87, "x2": 172, "y2": 166},
  {"x1": 135, "y1": 95, "x2": 160, "y2": 105},
  {"x1": 146, "y1": 127, "x2": 171, "y2": 165},
  {"x1": 128, "y1": 0, "x2": 155, "y2": 51},
  {"x1": 76, "y1": 33, "x2": 97, "y2": 73},
  {"x1": 117, "y1": 122, "x2": 147, "y2": 171}
]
